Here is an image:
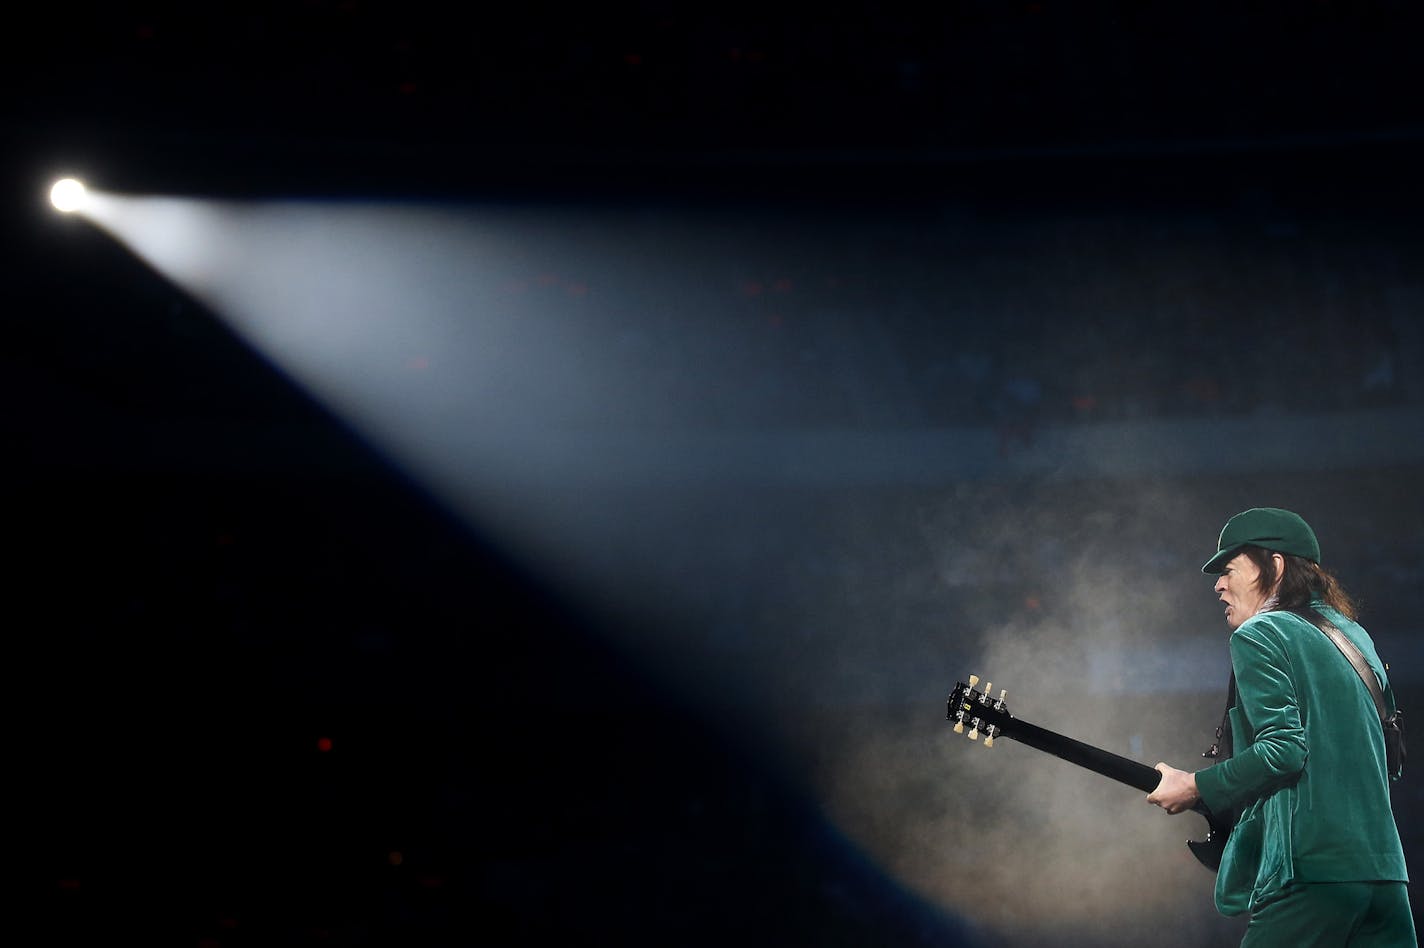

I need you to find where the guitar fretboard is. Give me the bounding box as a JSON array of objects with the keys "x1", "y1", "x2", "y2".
[{"x1": 1001, "y1": 717, "x2": 1161, "y2": 793}]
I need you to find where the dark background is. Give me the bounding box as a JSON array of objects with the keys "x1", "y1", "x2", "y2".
[{"x1": 7, "y1": 4, "x2": 1424, "y2": 946}]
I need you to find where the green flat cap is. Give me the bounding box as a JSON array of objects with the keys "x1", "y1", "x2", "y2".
[{"x1": 1203, "y1": 507, "x2": 1321, "y2": 574}]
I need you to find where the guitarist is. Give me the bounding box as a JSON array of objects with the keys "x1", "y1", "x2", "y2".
[{"x1": 1147, "y1": 508, "x2": 1414, "y2": 947}]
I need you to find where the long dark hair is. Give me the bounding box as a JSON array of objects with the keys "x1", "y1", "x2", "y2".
[{"x1": 1241, "y1": 546, "x2": 1359, "y2": 620}]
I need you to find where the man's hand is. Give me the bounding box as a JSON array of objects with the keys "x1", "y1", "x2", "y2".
[{"x1": 1146, "y1": 762, "x2": 1200, "y2": 815}]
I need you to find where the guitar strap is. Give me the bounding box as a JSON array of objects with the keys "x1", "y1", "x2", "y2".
[
  {"x1": 1205, "y1": 608, "x2": 1384, "y2": 763},
  {"x1": 1296, "y1": 608, "x2": 1388, "y2": 719},
  {"x1": 1204, "y1": 609, "x2": 1403, "y2": 782},
  {"x1": 1296, "y1": 607, "x2": 1404, "y2": 780},
  {"x1": 1204, "y1": 671, "x2": 1235, "y2": 763},
  {"x1": 1200, "y1": 670, "x2": 1240, "y2": 834}
]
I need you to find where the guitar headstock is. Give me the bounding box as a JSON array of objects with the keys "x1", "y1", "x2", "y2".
[{"x1": 947, "y1": 675, "x2": 1012, "y2": 747}]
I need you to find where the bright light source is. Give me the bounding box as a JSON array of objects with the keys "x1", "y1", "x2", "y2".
[{"x1": 50, "y1": 178, "x2": 88, "y2": 213}]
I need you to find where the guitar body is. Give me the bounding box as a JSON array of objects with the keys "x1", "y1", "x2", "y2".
[
  {"x1": 1188, "y1": 832, "x2": 1226, "y2": 871},
  {"x1": 948, "y1": 677, "x2": 1231, "y2": 871}
]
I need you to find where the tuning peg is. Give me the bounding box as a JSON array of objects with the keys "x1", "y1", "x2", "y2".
[
  {"x1": 984, "y1": 733, "x2": 995, "y2": 748},
  {"x1": 968, "y1": 674, "x2": 980, "y2": 689},
  {"x1": 953, "y1": 720, "x2": 964, "y2": 734},
  {"x1": 999, "y1": 689, "x2": 1008, "y2": 705},
  {"x1": 983, "y1": 682, "x2": 992, "y2": 698},
  {"x1": 967, "y1": 724, "x2": 980, "y2": 741}
]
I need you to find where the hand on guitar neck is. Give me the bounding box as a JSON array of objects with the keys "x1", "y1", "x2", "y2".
[
  {"x1": 948, "y1": 674, "x2": 1230, "y2": 871},
  {"x1": 1146, "y1": 762, "x2": 1201, "y2": 815}
]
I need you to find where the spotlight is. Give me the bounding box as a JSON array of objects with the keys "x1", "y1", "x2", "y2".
[{"x1": 50, "y1": 178, "x2": 88, "y2": 213}]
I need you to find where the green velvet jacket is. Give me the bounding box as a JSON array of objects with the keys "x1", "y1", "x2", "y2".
[{"x1": 1194, "y1": 603, "x2": 1408, "y2": 916}]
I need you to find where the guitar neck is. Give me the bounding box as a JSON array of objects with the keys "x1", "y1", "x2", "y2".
[
  {"x1": 1001, "y1": 717, "x2": 1161, "y2": 794},
  {"x1": 948, "y1": 678, "x2": 1226, "y2": 870}
]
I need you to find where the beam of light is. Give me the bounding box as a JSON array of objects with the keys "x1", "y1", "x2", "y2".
[
  {"x1": 50, "y1": 177, "x2": 89, "y2": 212},
  {"x1": 67, "y1": 187, "x2": 1360, "y2": 948},
  {"x1": 75, "y1": 190, "x2": 801, "y2": 709}
]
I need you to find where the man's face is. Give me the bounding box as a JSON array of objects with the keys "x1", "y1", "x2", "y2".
[{"x1": 1213, "y1": 552, "x2": 1273, "y2": 630}]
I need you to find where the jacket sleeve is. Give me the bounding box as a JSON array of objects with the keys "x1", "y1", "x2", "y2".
[{"x1": 1196, "y1": 618, "x2": 1309, "y2": 816}]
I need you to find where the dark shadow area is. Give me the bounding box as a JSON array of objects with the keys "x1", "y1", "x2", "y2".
[{"x1": 20, "y1": 452, "x2": 981, "y2": 947}]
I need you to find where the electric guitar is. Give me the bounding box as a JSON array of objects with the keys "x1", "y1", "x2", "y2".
[{"x1": 947, "y1": 675, "x2": 1230, "y2": 871}]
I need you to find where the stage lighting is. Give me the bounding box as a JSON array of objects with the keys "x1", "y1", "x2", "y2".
[{"x1": 50, "y1": 178, "x2": 88, "y2": 213}]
